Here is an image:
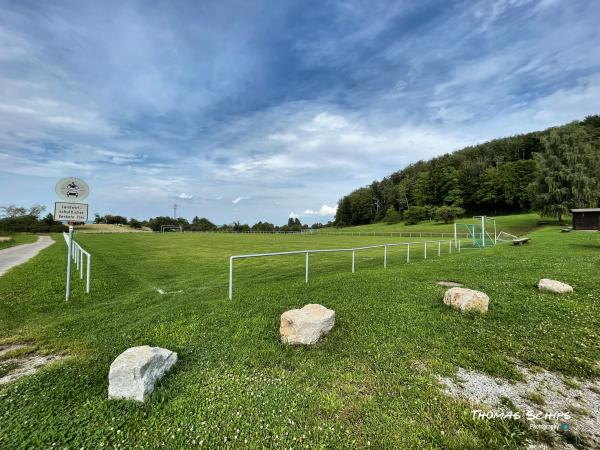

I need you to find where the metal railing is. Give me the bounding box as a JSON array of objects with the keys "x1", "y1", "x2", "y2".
[
  {"x1": 192, "y1": 230, "x2": 470, "y2": 238},
  {"x1": 228, "y1": 239, "x2": 462, "y2": 299},
  {"x1": 63, "y1": 232, "x2": 91, "y2": 294}
]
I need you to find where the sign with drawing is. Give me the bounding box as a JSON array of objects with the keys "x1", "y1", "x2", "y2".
[
  {"x1": 55, "y1": 177, "x2": 90, "y2": 202},
  {"x1": 54, "y1": 202, "x2": 89, "y2": 222}
]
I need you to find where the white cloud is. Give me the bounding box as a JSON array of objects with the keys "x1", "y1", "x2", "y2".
[
  {"x1": 288, "y1": 212, "x2": 300, "y2": 219},
  {"x1": 303, "y1": 204, "x2": 338, "y2": 216},
  {"x1": 176, "y1": 193, "x2": 193, "y2": 200},
  {"x1": 232, "y1": 196, "x2": 249, "y2": 204}
]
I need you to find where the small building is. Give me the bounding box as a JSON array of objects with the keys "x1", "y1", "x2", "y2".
[{"x1": 571, "y1": 208, "x2": 600, "y2": 230}]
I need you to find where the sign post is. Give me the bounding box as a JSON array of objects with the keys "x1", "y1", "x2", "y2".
[{"x1": 55, "y1": 177, "x2": 89, "y2": 301}]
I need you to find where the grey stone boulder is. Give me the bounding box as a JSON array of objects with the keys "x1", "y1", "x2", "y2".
[
  {"x1": 443, "y1": 287, "x2": 489, "y2": 313},
  {"x1": 108, "y1": 346, "x2": 177, "y2": 402},
  {"x1": 280, "y1": 304, "x2": 335, "y2": 345},
  {"x1": 538, "y1": 279, "x2": 573, "y2": 294}
]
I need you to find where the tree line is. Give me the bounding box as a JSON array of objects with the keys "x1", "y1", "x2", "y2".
[
  {"x1": 335, "y1": 116, "x2": 600, "y2": 225},
  {"x1": 93, "y1": 214, "x2": 332, "y2": 232}
]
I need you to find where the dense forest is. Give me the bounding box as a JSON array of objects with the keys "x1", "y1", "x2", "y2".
[{"x1": 335, "y1": 116, "x2": 600, "y2": 225}]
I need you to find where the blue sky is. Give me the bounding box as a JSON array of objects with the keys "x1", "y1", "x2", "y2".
[{"x1": 0, "y1": 0, "x2": 599, "y2": 225}]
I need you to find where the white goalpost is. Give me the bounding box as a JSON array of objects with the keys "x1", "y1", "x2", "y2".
[
  {"x1": 160, "y1": 225, "x2": 183, "y2": 233},
  {"x1": 454, "y1": 216, "x2": 497, "y2": 249}
]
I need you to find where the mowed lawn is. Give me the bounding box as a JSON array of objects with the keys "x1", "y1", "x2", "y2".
[
  {"x1": 339, "y1": 213, "x2": 549, "y2": 236},
  {"x1": 1, "y1": 227, "x2": 599, "y2": 448}
]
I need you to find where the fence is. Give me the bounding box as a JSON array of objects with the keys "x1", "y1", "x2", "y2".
[
  {"x1": 197, "y1": 229, "x2": 470, "y2": 238},
  {"x1": 228, "y1": 238, "x2": 463, "y2": 300},
  {"x1": 63, "y1": 232, "x2": 91, "y2": 294}
]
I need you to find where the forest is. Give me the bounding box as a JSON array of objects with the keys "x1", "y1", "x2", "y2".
[{"x1": 334, "y1": 116, "x2": 600, "y2": 225}]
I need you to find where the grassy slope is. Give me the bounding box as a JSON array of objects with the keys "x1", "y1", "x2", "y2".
[
  {"x1": 0, "y1": 227, "x2": 599, "y2": 448},
  {"x1": 337, "y1": 213, "x2": 553, "y2": 236},
  {"x1": 0, "y1": 234, "x2": 38, "y2": 250}
]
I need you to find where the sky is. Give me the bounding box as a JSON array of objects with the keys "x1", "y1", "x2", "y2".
[{"x1": 1, "y1": 0, "x2": 599, "y2": 225}]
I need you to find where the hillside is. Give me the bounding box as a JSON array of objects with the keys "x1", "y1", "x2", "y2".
[{"x1": 335, "y1": 116, "x2": 600, "y2": 226}]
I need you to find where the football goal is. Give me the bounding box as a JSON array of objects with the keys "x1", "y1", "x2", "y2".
[
  {"x1": 160, "y1": 225, "x2": 183, "y2": 233},
  {"x1": 454, "y1": 216, "x2": 497, "y2": 248}
]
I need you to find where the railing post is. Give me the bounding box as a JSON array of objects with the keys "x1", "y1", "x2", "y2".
[
  {"x1": 86, "y1": 254, "x2": 91, "y2": 293},
  {"x1": 80, "y1": 248, "x2": 84, "y2": 279},
  {"x1": 352, "y1": 250, "x2": 355, "y2": 273},
  {"x1": 305, "y1": 252, "x2": 309, "y2": 283},
  {"x1": 424, "y1": 242, "x2": 427, "y2": 259},
  {"x1": 229, "y1": 257, "x2": 233, "y2": 300},
  {"x1": 406, "y1": 243, "x2": 410, "y2": 262},
  {"x1": 384, "y1": 245, "x2": 387, "y2": 268},
  {"x1": 438, "y1": 241, "x2": 441, "y2": 257}
]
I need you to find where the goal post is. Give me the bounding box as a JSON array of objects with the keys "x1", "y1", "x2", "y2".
[
  {"x1": 160, "y1": 224, "x2": 183, "y2": 233},
  {"x1": 454, "y1": 216, "x2": 497, "y2": 248}
]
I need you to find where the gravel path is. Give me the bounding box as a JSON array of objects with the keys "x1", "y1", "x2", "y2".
[{"x1": 0, "y1": 236, "x2": 54, "y2": 276}]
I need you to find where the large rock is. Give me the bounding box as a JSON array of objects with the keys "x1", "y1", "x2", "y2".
[
  {"x1": 443, "y1": 287, "x2": 489, "y2": 313},
  {"x1": 280, "y1": 304, "x2": 335, "y2": 345},
  {"x1": 108, "y1": 346, "x2": 177, "y2": 402},
  {"x1": 538, "y1": 279, "x2": 573, "y2": 294}
]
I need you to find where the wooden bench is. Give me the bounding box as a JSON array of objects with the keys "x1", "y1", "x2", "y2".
[{"x1": 512, "y1": 237, "x2": 530, "y2": 245}]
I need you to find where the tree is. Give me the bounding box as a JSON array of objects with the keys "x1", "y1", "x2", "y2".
[
  {"x1": 190, "y1": 216, "x2": 217, "y2": 231},
  {"x1": 383, "y1": 206, "x2": 402, "y2": 224},
  {"x1": 531, "y1": 125, "x2": 600, "y2": 221},
  {"x1": 433, "y1": 205, "x2": 465, "y2": 223}
]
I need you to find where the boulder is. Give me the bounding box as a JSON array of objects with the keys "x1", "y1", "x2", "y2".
[
  {"x1": 443, "y1": 287, "x2": 489, "y2": 313},
  {"x1": 280, "y1": 304, "x2": 335, "y2": 345},
  {"x1": 108, "y1": 346, "x2": 177, "y2": 402},
  {"x1": 538, "y1": 279, "x2": 573, "y2": 294}
]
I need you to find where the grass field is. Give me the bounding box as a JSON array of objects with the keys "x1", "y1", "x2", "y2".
[
  {"x1": 0, "y1": 234, "x2": 37, "y2": 250},
  {"x1": 0, "y1": 221, "x2": 599, "y2": 448},
  {"x1": 338, "y1": 213, "x2": 557, "y2": 236}
]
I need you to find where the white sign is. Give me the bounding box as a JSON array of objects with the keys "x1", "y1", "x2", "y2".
[
  {"x1": 55, "y1": 177, "x2": 90, "y2": 202},
  {"x1": 54, "y1": 202, "x2": 88, "y2": 222}
]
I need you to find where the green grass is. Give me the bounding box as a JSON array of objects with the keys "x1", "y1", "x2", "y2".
[
  {"x1": 337, "y1": 213, "x2": 556, "y2": 236},
  {"x1": 0, "y1": 225, "x2": 599, "y2": 448},
  {"x1": 0, "y1": 234, "x2": 38, "y2": 250}
]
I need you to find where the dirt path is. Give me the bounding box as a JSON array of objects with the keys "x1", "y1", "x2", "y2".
[{"x1": 0, "y1": 236, "x2": 54, "y2": 276}]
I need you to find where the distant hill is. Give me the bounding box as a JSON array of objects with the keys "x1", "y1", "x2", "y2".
[{"x1": 335, "y1": 115, "x2": 600, "y2": 226}]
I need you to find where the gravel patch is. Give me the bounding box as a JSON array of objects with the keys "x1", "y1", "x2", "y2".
[
  {"x1": 436, "y1": 281, "x2": 464, "y2": 287},
  {"x1": 0, "y1": 353, "x2": 66, "y2": 384},
  {"x1": 439, "y1": 363, "x2": 600, "y2": 448}
]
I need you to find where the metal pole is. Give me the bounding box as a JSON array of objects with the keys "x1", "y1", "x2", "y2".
[
  {"x1": 66, "y1": 224, "x2": 73, "y2": 301},
  {"x1": 424, "y1": 242, "x2": 427, "y2": 259},
  {"x1": 481, "y1": 216, "x2": 485, "y2": 248},
  {"x1": 228, "y1": 257, "x2": 233, "y2": 300},
  {"x1": 494, "y1": 219, "x2": 497, "y2": 245},
  {"x1": 86, "y1": 254, "x2": 91, "y2": 293},
  {"x1": 352, "y1": 250, "x2": 355, "y2": 273},
  {"x1": 438, "y1": 241, "x2": 441, "y2": 257},
  {"x1": 384, "y1": 245, "x2": 387, "y2": 268},
  {"x1": 80, "y1": 248, "x2": 84, "y2": 279},
  {"x1": 305, "y1": 252, "x2": 309, "y2": 283},
  {"x1": 454, "y1": 223, "x2": 457, "y2": 248},
  {"x1": 406, "y1": 243, "x2": 410, "y2": 262}
]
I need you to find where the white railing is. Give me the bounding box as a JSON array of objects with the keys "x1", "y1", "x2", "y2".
[
  {"x1": 229, "y1": 239, "x2": 461, "y2": 299},
  {"x1": 63, "y1": 232, "x2": 91, "y2": 293},
  {"x1": 192, "y1": 230, "x2": 470, "y2": 237}
]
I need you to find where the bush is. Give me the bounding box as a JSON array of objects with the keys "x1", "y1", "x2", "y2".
[
  {"x1": 404, "y1": 207, "x2": 427, "y2": 225},
  {"x1": 0, "y1": 214, "x2": 66, "y2": 233},
  {"x1": 383, "y1": 207, "x2": 402, "y2": 224},
  {"x1": 433, "y1": 206, "x2": 465, "y2": 223}
]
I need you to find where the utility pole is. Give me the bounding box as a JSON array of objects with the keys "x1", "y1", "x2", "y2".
[{"x1": 173, "y1": 203, "x2": 178, "y2": 219}]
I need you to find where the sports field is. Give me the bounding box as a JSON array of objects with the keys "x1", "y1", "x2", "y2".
[{"x1": 1, "y1": 224, "x2": 599, "y2": 448}]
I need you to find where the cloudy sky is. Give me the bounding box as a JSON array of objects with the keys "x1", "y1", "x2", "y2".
[{"x1": 1, "y1": 0, "x2": 599, "y2": 224}]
